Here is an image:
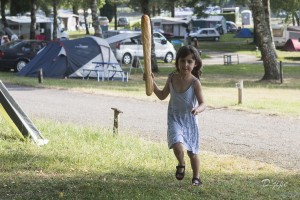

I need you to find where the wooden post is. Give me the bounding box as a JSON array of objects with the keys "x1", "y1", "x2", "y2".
[
  {"x1": 280, "y1": 61, "x2": 283, "y2": 84},
  {"x1": 111, "y1": 107, "x2": 123, "y2": 135},
  {"x1": 38, "y1": 68, "x2": 43, "y2": 84},
  {"x1": 236, "y1": 80, "x2": 243, "y2": 104}
]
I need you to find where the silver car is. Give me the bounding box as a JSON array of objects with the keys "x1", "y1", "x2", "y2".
[{"x1": 189, "y1": 28, "x2": 220, "y2": 41}]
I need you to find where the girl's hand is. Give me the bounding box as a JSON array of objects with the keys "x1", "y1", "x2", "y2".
[
  {"x1": 143, "y1": 73, "x2": 154, "y2": 81},
  {"x1": 191, "y1": 107, "x2": 198, "y2": 115}
]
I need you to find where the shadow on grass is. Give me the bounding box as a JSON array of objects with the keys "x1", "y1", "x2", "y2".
[
  {"x1": 284, "y1": 57, "x2": 300, "y2": 61},
  {"x1": 1, "y1": 151, "x2": 299, "y2": 200}
]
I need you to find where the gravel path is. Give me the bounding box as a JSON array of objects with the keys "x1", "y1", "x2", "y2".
[{"x1": 6, "y1": 84, "x2": 300, "y2": 171}]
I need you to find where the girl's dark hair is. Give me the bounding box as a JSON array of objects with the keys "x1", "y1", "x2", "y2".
[{"x1": 175, "y1": 45, "x2": 203, "y2": 79}]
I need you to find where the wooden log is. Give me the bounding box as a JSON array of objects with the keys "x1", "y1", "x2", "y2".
[{"x1": 141, "y1": 14, "x2": 153, "y2": 96}]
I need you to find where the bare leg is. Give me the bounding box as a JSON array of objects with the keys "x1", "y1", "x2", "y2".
[
  {"x1": 173, "y1": 143, "x2": 186, "y2": 179},
  {"x1": 173, "y1": 143, "x2": 185, "y2": 166},
  {"x1": 187, "y1": 151, "x2": 200, "y2": 179}
]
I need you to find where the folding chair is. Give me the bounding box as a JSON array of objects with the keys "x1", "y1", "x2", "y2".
[{"x1": 129, "y1": 56, "x2": 144, "y2": 75}]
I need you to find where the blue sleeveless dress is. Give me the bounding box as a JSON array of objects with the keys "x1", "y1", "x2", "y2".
[{"x1": 167, "y1": 75, "x2": 200, "y2": 154}]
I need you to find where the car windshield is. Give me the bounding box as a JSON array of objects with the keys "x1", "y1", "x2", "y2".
[{"x1": 119, "y1": 18, "x2": 127, "y2": 22}]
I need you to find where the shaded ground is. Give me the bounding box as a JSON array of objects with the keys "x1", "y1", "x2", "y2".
[{"x1": 6, "y1": 85, "x2": 300, "y2": 171}]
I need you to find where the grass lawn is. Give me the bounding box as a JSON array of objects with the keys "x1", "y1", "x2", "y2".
[
  {"x1": 1, "y1": 120, "x2": 299, "y2": 199},
  {"x1": 0, "y1": 32, "x2": 299, "y2": 199}
]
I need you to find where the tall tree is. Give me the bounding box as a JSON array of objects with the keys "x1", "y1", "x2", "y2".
[
  {"x1": 89, "y1": 0, "x2": 102, "y2": 37},
  {"x1": 271, "y1": 0, "x2": 300, "y2": 26},
  {"x1": 250, "y1": 0, "x2": 279, "y2": 80},
  {"x1": 10, "y1": 0, "x2": 30, "y2": 15},
  {"x1": 52, "y1": 0, "x2": 58, "y2": 39},
  {"x1": 30, "y1": 0, "x2": 37, "y2": 39},
  {"x1": 140, "y1": 0, "x2": 158, "y2": 72},
  {"x1": 1, "y1": 0, "x2": 9, "y2": 27}
]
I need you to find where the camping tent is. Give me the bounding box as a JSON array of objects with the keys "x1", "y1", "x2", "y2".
[
  {"x1": 235, "y1": 28, "x2": 253, "y2": 38},
  {"x1": 18, "y1": 36, "x2": 125, "y2": 80},
  {"x1": 282, "y1": 39, "x2": 300, "y2": 51}
]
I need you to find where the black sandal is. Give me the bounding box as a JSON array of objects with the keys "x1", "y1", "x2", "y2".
[
  {"x1": 175, "y1": 165, "x2": 185, "y2": 180},
  {"x1": 192, "y1": 177, "x2": 202, "y2": 186}
]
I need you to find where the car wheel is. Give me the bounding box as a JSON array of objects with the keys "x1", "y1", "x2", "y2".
[
  {"x1": 215, "y1": 37, "x2": 219, "y2": 41},
  {"x1": 122, "y1": 53, "x2": 132, "y2": 65},
  {"x1": 164, "y1": 52, "x2": 173, "y2": 63},
  {"x1": 15, "y1": 60, "x2": 28, "y2": 72}
]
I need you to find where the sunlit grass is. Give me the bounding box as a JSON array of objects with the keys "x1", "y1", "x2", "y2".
[{"x1": 0, "y1": 119, "x2": 299, "y2": 199}]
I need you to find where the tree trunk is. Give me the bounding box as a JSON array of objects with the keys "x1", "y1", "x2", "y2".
[
  {"x1": 251, "y1": 0, "x2": 279, "y2": 80},
  {"x1": 52, "y1": 0, "x2": 58, "y2": 40},
  {"x1": 30, "y1": 0, "x2": 37, "y2": 40},
  {"x1": 114, "y1": 3, "x2": 117, "y2": 30},
  {"x1": 83, "y1": 8, "x2": 90, "y2": 35},
  {"x1": 90, "y1": 0, "x2": 103, "y2": 38},
  {"x1": 141, "y1": 0, "x2": 158, "y2": 72},
  {"x1": 1, "y1": 0, "x2": 9, "y2": 27}
]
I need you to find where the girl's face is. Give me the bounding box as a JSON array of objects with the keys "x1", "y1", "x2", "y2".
[{"x1": 178, "y1": 54, "x2": 196, "y2": 75}]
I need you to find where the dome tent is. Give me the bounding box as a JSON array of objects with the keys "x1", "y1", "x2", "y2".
[
  {"x1": 282, "y1": 38, "x2": 300, "y2": 51},
  {"x1": 18, "y1": 36, "x2": 125, "y2": 80},
  {"x1": 235, "y1": 28, "x2": 253, "y2": 38}
]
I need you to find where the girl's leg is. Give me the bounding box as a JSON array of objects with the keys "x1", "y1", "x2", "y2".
[
  {"x1": 187, "y1": 151, "x2": 200, "y2": 179},
  {"x1": 173, "y1": 143, "x2": 186, "y2": 180},
  {"x1": 173, "y1": 142, "x2": 185, "y2": 166}
]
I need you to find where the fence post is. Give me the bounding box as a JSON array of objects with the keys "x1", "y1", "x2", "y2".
[
  {"x1": 279, "y1": 61, "x2": 283, "y2": 84},
  {"x1": 38, "y1": 68, "x2": 43, "y2": 84},
  {"x1": 111, "y1": 107, "x2": 123, "y2": 135},
  {"x1": 236, "y1": 80, "x2": 243, "y2": 104}
]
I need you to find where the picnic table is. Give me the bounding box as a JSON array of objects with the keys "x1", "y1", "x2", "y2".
[{"x1": 82, "y1": 62, "x2": 128, "y2": 82}]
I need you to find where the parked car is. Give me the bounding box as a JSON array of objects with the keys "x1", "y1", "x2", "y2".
[
  {"x1": 189, "y1": 28, "x2": 220, "y2": 41},
  {"x1": 154, "y1": 29, "x2": 174, "y2": 40},
  {"x1": 0, "y1": 40, "x2": 48, "y2": 72},
  {"x1": 114, "y1": 32, "x2": 176, "y2": 64},
  {"x1": 118, "y1": 17, "x2": 129, "y2": 27},
  {"x1": 98, "y1": 16, "x2": 109, "y2": 26},
  {"x1": 226, "y1": 21, "x2": 238, "y2": 33}
]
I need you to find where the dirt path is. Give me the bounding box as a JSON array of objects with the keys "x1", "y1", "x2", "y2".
[{"x1": 6, "y1": 84, "x2": 300, "y2": 171}]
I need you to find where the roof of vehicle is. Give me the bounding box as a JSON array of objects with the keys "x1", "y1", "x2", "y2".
[
  {"x1": 106, "y1": 31, "x2": 166, "y2": 44},
  {"x1": 106, "y1": 32, "x2": 141, "y2": 44}
]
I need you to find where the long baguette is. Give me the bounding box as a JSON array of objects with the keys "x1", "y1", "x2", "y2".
[{"x1": 141, "y1": 14, "x2": 153, "y2": 96}]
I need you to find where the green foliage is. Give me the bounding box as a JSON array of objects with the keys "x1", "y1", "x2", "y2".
[{"x1": 100, "y1": 0, "x2": 115, "y2": 21}]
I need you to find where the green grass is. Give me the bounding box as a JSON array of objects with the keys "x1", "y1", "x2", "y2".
[
  {"x1": 1, "y1": 119, "x2": 299, "y2": 199},
  {"x1": 1, "y1": 32, "x2": 299, "y2": 198},
  {"x1": 1, "y1": 63, "x2": 299, "y2": 117}
]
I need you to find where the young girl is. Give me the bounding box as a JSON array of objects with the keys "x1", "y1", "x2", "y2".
[{"x1": 150, "y1": 45, "x2": 205, "y2": 186}]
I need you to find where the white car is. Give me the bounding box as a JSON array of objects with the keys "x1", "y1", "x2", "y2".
[
  {"x1": 189, "y1": 28, "x2": 220, "y2": 41},
  {"x1": 115, "y1": 32, "x2": 176, "y2": 64}
]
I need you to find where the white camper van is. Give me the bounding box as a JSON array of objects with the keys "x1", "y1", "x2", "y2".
[{"x1": 272, "y1": 24, "x2": 300, "y2": 48}]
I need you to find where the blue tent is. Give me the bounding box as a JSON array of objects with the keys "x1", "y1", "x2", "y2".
[
  {"x1": 18, "y1": 36, "x2": 124, "y2": 79},
  {"x1": 235, "y1": 28, "x2": 253, "y2": 38}
]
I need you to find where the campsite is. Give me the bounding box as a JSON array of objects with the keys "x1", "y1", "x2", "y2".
[
  {"x1": 1, "y1": 59, "x2": 300, "y2": 198},
  {"x1": 1, "y1": 1, "x2": 300, "y2": 199}
]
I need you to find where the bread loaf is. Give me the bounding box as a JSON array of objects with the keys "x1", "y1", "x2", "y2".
[{"x1": 141, "y1": 14, "x2": 153, "y2": 96}]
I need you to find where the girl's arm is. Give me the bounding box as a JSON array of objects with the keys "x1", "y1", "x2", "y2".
[
  {"x1": 153, "y1": 74, "x2": 170, "y2": 100},
  {"x1": 191, "y1": 79, "x2": 206, "y2": 115}
]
